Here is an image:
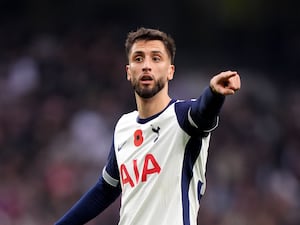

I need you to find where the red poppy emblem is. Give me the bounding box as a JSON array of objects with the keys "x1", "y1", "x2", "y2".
[{"x1": 134, "y1": 129, "x2": 144, "y2": 147}]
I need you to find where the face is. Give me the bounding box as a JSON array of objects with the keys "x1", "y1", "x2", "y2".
[{"x1": 126, "y1": 40, "x2": 175, "y2": 99}]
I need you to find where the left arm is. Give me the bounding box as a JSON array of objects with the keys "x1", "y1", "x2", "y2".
[{"x1": 190, "y1": 70, "x2": 241, "y2": 131}]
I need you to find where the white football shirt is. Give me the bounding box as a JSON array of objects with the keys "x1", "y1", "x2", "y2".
[{"x1": 103, "y1": 98, "x2": 218, "y2": 225}]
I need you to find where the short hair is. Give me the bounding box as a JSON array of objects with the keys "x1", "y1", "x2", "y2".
[{"x1": 125, "y1": 27, "x2": 176, "y2": 64}]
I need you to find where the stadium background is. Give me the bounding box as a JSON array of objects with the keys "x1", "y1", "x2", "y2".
[{"x1": 0, "y1": 0, "x2": 299, "y2": 224}]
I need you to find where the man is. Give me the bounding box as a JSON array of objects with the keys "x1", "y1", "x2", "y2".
[{"x1": 55, "y1": 27, "x2": 241, "y2": 225}]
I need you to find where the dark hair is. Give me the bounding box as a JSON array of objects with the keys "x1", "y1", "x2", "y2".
[{"x1": 125, "y1": 27, "x2": 176, "y2": 64}]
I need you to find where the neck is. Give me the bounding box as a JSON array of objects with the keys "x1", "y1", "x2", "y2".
[{"x1": 135, "y1": 90, "x2": 171, "y2": 119}]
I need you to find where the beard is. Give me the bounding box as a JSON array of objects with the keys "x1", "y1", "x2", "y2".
[{"x1": 131, "y1": 76, "x2": 166, "y2": 99}]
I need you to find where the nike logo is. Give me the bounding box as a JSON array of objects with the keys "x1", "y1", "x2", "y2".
[{"x1": 118, "y1": 141, "x2": 127, "y2": 151}]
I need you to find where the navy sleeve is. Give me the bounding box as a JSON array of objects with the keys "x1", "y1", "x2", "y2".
[
  {"x1": 190, "y1": 86, "x2": 225, "y2": 131},
  {"x1": 54, "y1": 141, "x2": 121, "y2": 225},
  {"x1": 175, "y1": 86, "x2": 225, "y2": 136},
  {"x1": 103, "y1": 137, "x2": 120, "y2": 184}
]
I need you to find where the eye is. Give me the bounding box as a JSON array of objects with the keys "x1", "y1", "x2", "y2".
[
  {"x1": 134, "y1": 56, "x2": 143, "y2": 62},
  {"x1": 152, "y1": 56, "x2": 161, "y2": 62}
]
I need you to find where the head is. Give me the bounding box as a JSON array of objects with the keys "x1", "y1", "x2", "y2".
[
  {"x1": 125, "y1": 27, "x2": 176, "y2": 99},
  {"x1": 125, "y1": 27, "x2": 176, "y2": 64}
]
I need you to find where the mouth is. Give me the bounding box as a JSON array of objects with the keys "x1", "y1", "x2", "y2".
[
  {"x1": 140, "y1": 74, "x2": 153, "y2": 81},
  {"x1": 139, "y1": 74, "x2": 154, "y2": 84}
]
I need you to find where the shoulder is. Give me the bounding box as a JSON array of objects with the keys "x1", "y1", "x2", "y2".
[
  {"x1": 116, "y1": 110, "x2": 138, "y2": 125},
  {"x1": 174, "y1": 99, "x2": 207, "y2": 136},
  {"x1": 174, "y1": 99, "x2": 194, "y2": 114}
]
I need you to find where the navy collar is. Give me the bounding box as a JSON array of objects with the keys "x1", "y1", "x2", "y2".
[{"x1": 136, "y1": 99, "x2": 176, "y2": 124}]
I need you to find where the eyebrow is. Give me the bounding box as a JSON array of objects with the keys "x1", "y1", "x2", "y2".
[{"x1": 132, "y1": 50, "x2": 163, "y2": 55}]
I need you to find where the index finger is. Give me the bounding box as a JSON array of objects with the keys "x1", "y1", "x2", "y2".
[{"x1": 220, "y1": 70, "x2": 238, "y2": 79}]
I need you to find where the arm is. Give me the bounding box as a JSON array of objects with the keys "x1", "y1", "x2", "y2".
[
  {"x1": 54, "y1": 141, "x2": 121, "y2": 225},
  {"x1": 54, "y1": 177, "x2": 121, "y2": 225},
  {"x1": 190, "y1": 71, "x2": 241, "y2": 131}
]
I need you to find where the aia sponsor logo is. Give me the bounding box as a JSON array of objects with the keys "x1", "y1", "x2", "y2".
[{"x1": 120, "y1": 154, "x2": 161, "y2": 188}]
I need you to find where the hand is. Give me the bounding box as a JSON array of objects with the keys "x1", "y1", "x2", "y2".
[{"x1": 210, "y1": 70, "x2": 241, "y2": 95}]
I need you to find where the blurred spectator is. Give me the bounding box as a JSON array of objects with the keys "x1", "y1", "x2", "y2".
[{"x1": 0, "y1": 5, "x2": 299, "y2": 225}]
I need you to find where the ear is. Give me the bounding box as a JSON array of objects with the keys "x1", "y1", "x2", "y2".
[
  {"x1": 126, "y1": 65, "x2": 131, "y2": 81},
  {"x1": 167, "y1": 65, "x2": 175, "y2": 81}
]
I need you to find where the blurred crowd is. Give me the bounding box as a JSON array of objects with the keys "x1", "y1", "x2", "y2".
[{"x1": 0, "y1": 25, "x2": 299, "y2": 225}]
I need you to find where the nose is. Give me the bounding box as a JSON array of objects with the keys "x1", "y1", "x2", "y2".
[{"x1": 142, "y1": 58, "x2": 152, "y2": 72}]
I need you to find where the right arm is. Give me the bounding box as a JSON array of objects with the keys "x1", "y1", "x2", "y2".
[{"x1": 54, "y1": 142, "x2": 121, "y2": 225}]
